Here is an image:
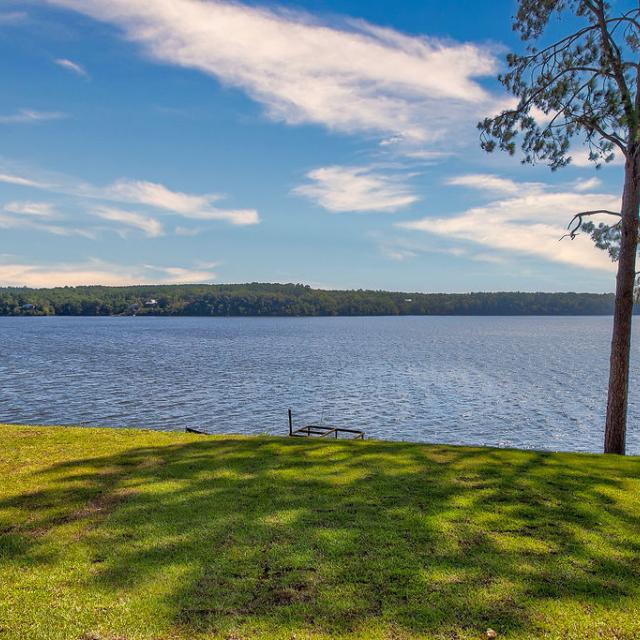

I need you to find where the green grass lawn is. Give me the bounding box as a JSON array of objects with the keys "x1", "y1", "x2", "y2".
[{"x1": 1, "y1": 425, "x2": 640, "y2": 640}]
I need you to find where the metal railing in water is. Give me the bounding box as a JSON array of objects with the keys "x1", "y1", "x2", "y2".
[
  {"x1": 184, "y1": 410, "x2": 365, "y2": 440},
  {"x1": 288, "y1": 409, "x2": 365, "y2": 440}
]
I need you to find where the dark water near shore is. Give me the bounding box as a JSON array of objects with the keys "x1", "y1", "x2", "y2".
[{"x1": 0, "y1": 316, "x2": 638, "y2": 454}]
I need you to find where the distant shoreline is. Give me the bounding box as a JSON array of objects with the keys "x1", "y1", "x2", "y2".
[
  {"x1": 0, "y1": 283, "x2": 625, "y2": 316},
  {"x1": 0, "y1": 312, "x2": 626, "y2": 317}
]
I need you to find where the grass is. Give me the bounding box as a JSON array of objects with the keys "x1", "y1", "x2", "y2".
[{"x1": 1, "y1": 426, "x2": 640, "y2": 640}]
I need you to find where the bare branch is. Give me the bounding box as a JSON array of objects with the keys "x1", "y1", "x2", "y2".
[{"x1": 562, "y1": 209, "x2": 622, "y2": 240}]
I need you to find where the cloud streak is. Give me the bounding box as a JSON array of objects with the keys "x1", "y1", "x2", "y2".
[
  {"x1": 0, "y1": 212, "x2": 94, "y2": 238},
  {"x1": 43, "y1": 0, "x2": 498, "y2": 143},
  {"x1": 95, "y1": 206, "x2": 164, "y2": 237},
  {"x1": 3, "y1": 201, "x2": 56, "y2": 217},
  {"x1": 293, "y1": 165, "x2": 419, "y2": 213},
  {"x1": 399, "y1": 175, "x2": 620, "y2": 272},
  {"x1": 0, "y1": 259, "x2": 217, "y2": 287},
  {"x1": 0, "y1": 199, "x2": 93, "y2": 239},
  {"x1": 54, "y1": 57, "x2": 89, "y2": 77},
  {"x1": 102, "y1": 179, "x2": 258, "y2": 224},
  {"x1": 446, "y1": 174, "x2": 525, "y2": 195},
  {"x1": 0, "y1": 173, "x2": 50, "y2": 188},
  {"x1": 0, "y1": 164, "x2": 259, "y2": 231},
  {"x1": 0, "y1": 109, "x2": 67, "y2": 124}
]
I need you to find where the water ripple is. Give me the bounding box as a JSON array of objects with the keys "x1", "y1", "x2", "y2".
[{"x1": 0, "y1": 316, "x2": 637, "y2": 454}]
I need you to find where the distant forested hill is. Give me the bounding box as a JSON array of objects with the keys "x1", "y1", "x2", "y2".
[{"x1": 0, "y1": 283, "x2": 620, "y2": 316}]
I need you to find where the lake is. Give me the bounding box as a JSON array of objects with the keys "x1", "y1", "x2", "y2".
[{"x1": 0, "y1": 316, "x2": 638, "y2": 454}]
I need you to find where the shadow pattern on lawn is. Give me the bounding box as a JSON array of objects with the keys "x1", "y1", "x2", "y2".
[{"x1": 2, "y1": 437, "x2": 640, "y2": 638}]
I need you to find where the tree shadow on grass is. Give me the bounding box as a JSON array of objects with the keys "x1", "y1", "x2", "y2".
[{"x1": 2, "y1": 437, "x2": 640, "y2": 638}]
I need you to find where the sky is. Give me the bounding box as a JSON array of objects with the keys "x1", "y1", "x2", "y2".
[{"x1": 0, "y1": 0, "x2": 628, "y2": 292}]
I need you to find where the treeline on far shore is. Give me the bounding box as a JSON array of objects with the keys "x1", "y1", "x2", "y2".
[{"x1": 0, "y1": 283, "x2": 622, "y2": 316}]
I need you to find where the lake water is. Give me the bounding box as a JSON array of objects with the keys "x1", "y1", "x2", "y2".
[{"x1": 0, "y1": 316, "x2": 638, "y2": 454}]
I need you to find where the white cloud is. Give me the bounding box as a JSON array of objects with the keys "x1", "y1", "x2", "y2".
[
  {"x1": 102, "y1": 179, "x2": 258, "y2": 225},
  {"x1": 0, "y1": 213, "x2": 94, "y2": 238},
  {"x1": 0, "y1": 109, "x2": 67, "y2": 124},
  {"x1": 472, "y1": 252, "x2": 508, "y2": 265},
  {"x1": 568, "y1": 146, "x2": 625, "y2": 167},
  {"x1": 0, "y1": 165, "x2": 259, "y2": 228},
  {"x1": 44, "y1": 0, "x2": 498, "y2": 143},
  {"x1": 489, "y1": 96, "x2": 552, "y2": 126},
  {"x1": 0, "y1": 199, "x2": 92, "y2": 238},
  {"x1": 0, "y1": 173, "x2": 49, "y2": 188},
  {"x1": 380, "y1": 246, "x2": 417, "y2": 261},
  {"x1": 3, "y1": 201, "x2": 56, "y2": 217},
  {"x1": 175, "y1": 225, "x2": 201, "y2": 236},
  {"x1": 105, "y1": 179, "x2": 213, "y2": 213},
  {"x1": 372, "y1": 231, "x2": 467, "y2": 263},
  {"x1": 574, "y1": 177, "x2": 602, "y2": 192},
  {"x1": 293, "y1": 165, "x2": 418, "y2": 212},
  {"x1": 150, "y1": 264, "x2": 218, "y2": 284},
  {"x1": 447, "y1": 174, "x2": 525, "y2": 195},
  {"x1": 54, "y1": 58, "x2": 89, "y2": 77},
  {"x1": 400, "y1": 149, "x2": 454, "y2": 162},
  {"x1": 0, "y1": 259, "x2": 217, "y2": 287},
  {"x1": 95, "y1": 206, "x2": 164, "y2": 237},
  {"x1": 399, "y1": 175, "x2": 620, "y2": 272}
]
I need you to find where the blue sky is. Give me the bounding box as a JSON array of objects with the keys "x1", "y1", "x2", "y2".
[{"x1": 0, "y1": 0, "x2": 627, "y2": 291}]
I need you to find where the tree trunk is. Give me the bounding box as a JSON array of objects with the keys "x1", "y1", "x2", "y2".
[{"x1": 604, "y1": 149, "x2": 640, "y2": 454}]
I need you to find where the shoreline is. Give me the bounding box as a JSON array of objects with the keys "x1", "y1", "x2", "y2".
[{"x1": 2, "y1": 422, "x2": 638, "y2": 459}]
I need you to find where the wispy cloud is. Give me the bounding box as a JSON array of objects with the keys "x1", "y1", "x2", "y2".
[
  {"x1": 174, "y1": 225, "x2": 201, "y2": 237},
  {"x1": 54, "y1": 57, "x2": 89, "y2": 78},
  {"x1": 293, "y1": 165, "x2": 419, "y2": 213},
  {"x1": 3, "y1": 201, "x2": 56, "y2": 217},
  {"x1": 0, "y1": 163, "x2": 259, "y2": 229},
  {"x1": 0, "y1": 213, "x2": 94, "y2": 238},
  {"x1": 102, "y1": 179, "x2": 258, "y2": 224},
  {"x1": 44, "y1": 0, "x2": 499, "y2": 144},
  {"x1": 399, "y1": 175, "x2": 619, "y2": 271},
  {"x1": 149, "y1": 264, "x2": 218, "y2": 284},
  {"x1": 574, "y1": 177, "x2": 602, "y2": 192},
  {"x1": 379, "y1": 245, "x2": 417, "y2": 261},
  {"x1": 0, "y1": 183, "x2": 100, "y2": 238},
  {"x1": 0, "y1": 109, "x2": 67, "y2": 124},
  {"x1": 0, "y1": 173, "x2": 50, "y2": 188},
  {"x1": 446, "y1": 174, "x2": 525, "y2": 195},
  {"x1": 95, "y1": 206, "x2": 164, "y2": 237},
  {"x1": 373, "y1": 231, "x2": 468, "y2": 262},
  {"x1": 0, "y1": 11, "x2": 28, "y2": 25},
  {"x1": 0, "y1": 259, "x2": 217, "y2": 287},
  {"x1": 105, "y1": 179, "x2": 213, "y2": 213},
  {"x1": 562, "y1": 140, "x2": 625, "y2": 167},
  {"x1": 0, "y1": 199, "x2": 93, "y2": 238}
]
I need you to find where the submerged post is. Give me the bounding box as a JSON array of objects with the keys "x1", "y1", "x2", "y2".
[{"x1": 288, "y1": 408, "x2": 293, "y2": 436}]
